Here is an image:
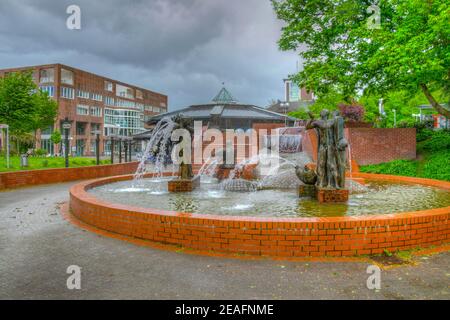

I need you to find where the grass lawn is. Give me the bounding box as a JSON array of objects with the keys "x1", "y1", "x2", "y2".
[
  {"x1": 360, "y1": 130, "x2": 450, "y2": 182},
  {"x1": 0, "y1": 156, "x2": 111, "y2": 172}
]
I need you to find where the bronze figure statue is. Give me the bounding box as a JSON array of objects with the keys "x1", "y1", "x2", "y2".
[
  {"x1": 305, "y1": 109, "x2": 348, "y2": 190},
  {"x1": 172, "y1": 114, "x2": 194, "y2": 180}
]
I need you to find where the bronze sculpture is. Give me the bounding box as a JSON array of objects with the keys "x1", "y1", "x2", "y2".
[
  {"x1": 305, "y1": 109, "x2": 348, "y2": 190},
  {"x1": 171, "y1": 114, "x2": 194, "y2": 180}
]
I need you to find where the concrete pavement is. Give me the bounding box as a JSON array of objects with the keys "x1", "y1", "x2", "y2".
[{"x1": 0, "y1": 183, "x2": 448, "y2": 299}]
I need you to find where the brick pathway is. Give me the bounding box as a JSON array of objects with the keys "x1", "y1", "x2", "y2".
[{"x1": 0, "y1": 183, "x2": 448, "y2": 299}]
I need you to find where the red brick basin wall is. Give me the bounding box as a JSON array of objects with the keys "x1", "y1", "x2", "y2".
[
  {"x1": 69, "y1": 173, "x2": 450, "y2": 257},
  {"x1": 0, "y1": 162, "x2": 139, "y2": 190}
]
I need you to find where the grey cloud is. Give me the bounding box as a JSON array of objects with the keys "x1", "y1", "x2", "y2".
[{"x1": 0, "y1": 0, "x2": 299, "y2": 109}]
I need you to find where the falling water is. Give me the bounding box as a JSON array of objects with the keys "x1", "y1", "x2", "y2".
[{"x1": 133, "y1": 117, "x2": 177, "y2": 184}]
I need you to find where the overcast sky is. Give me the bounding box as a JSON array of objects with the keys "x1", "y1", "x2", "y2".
[{"x1": 0, "y1": 0, "x2": 299, "y2": 110}]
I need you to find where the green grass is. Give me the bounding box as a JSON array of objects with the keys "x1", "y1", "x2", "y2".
[
  {"x1": 360, "y1": 130, "x2": 450, "y2": 182},
  {"x1": 0, "y1": 156, "x2": 111, "y2": 172}
]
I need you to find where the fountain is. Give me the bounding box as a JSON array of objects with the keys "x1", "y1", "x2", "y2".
[
  {"x1": 69, "y1": 109, "x2": 450, "y2": 258},
  {"x1": 296, "y1": 110, "x2": 350, "y2": 203}
]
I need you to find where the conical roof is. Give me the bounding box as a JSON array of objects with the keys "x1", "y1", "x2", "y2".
[{"x1": 212, "y1": 87, "x2": 237, "y2": 104}]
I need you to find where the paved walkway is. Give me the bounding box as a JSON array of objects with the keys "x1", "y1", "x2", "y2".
[{"x1": 0, "y1": 183, "x2": 448, "y2": 299}]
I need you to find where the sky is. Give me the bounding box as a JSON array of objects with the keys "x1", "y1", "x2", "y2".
[{"x1": 0, "y1": 0, "x2": 300, "y2": 110}]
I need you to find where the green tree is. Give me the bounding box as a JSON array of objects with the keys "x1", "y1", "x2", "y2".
[
  {"x1": 30, "y1": 90, "x2": 58, "y2": 146},
  {"x1": 0, "y1": 71, "x2": 58, "y2": 148},
  {"x1": 50, "y1": 130, "x2": 62, "y2": 145},
  {"x1": 273, "y1": 0, "x2": 450, "y2": 117},
  {"x1": 0, "y1": 71, "x2": 36, "y2": 134}
]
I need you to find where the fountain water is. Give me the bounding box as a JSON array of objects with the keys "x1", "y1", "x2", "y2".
[{"x1": 133, "y1": 117, "x2": 177, "y2": 183}]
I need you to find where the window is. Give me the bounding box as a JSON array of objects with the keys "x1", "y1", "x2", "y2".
[
  {"x1": 104, "y1": 81, "x2": 113, "y2": 92},
  {"x1": 77, "y1": 89, "x2": 90, "y2": 99},
  {"x1": 136, "y1": 89, "x2": 143, "y2": 100},
  {"x1": 116, "y1": 84, "x2": 134, "y2": 99},
  {"x1": 61, "y1": 68, "x2": 74, "y2": 85},
  {"x1": 91, "y1": 93, "x2": 103, "y2": 101},
  {"x1": 40, "y1": 86, "x2": 54, "y2": 97},
  {"x1": 153, "y1": 106, "x2": 161, "y2": 113},
  {"x1": 39, "y1": 68, "x2": 54, "y2": 83},
  {"x1": 76, "y1": 105, "x2": 89, "y2": 116},
  {"x1": 90, "y1": 106, "x2": 102, "y2": 117},
  {"x1": 104, "y1": 96, "x2": 115, "y2": 106},
  {"x1": 136, "y1": 103, "x2": 144, "y2": 111},
  {"x1": 91, "y1": 123, "x2": 101, "y2": 135},
  {"x1": 116, "y1": 99, "x2": 136, "y2": 109},
  {"x1": 103, "y1": 108, "x2": 144, "y2": 136},
  {"x1": 61, "y1": 87, "x2": 75, "y2": 99}
]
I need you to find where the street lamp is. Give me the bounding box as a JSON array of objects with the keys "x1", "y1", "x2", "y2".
[
  {"x1": 118, "y1": 137, "x2": 122, "y2": 163},
  {"x1": 92, "y1": 130, "x2": 101, "y2": 165},
  {"x1": 0, "y1": 124, "x2": 9, "y2": 169},
  {"x1": 62, "y1": 118, "x2": 72, "y2": 168},
  {"x1": 109, "y1": 135, "x2": 116, "y2": 164}
]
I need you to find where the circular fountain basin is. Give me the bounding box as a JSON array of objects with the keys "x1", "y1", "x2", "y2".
[
  {"x1": 89, "y1": 177, "x2": 450, "y2": 218},
  {"x1": 69, "y1": 173, "x2": 450, "y2": 258}
]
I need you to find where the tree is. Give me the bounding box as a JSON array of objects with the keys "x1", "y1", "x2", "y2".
[
  {"x1": 0, "y1": 71, "x2": 37, "y2": 134},
  {"x1": 30, "y1": 90, "x2": 58, "y2": 147},
  {"x1": 50, "y1": 130, "x2": 62, "y2": 145},
  {"x1": 0, "y1": 71, "x2": 58, "y2": 148},
  {"x1": 273, "y1": 0, "x2": 450, "y2": 117}
]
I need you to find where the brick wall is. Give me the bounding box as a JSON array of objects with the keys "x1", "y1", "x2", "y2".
[
  {"x1": 70, "y1": 173, "x2": 450, "y2": 257},
  {"x1": 303, "y1": 128, "x2": 416, "y2": 166},
  {"x1": 346, "y1": 128, "x2": 416, "y2": 165},
  {"x1": 0, "y1": 162, "x2": 139, "y2": 190}
]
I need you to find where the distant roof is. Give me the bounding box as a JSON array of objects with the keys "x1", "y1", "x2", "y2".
[
  {"x1": 147, "y1": 103, "x2": 296, "y2": 125},
  {"x1": 418, "y1": 103, "x2": 449, "y2": 111},
  {"x1": 212, "y1": 87, "x2": 237, "y2": 104}
]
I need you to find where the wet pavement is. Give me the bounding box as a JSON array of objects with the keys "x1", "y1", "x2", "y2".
[{"x1": 0, "y1": 183, "x2": 448, "y2": 299}]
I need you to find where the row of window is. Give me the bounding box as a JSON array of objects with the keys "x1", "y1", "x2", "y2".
[
  {"x1": 58, "y1": 88, "x2": 165, "y2": 115},
  {"x1": 76, "y1": 105, "x2": 103, "y2": 117},
  {"x1": 72, "y1": 90, "x2": 165, "y2": 112},
  {"x1": 38, "y1": 68, "x2": 165, "y2": 107}
]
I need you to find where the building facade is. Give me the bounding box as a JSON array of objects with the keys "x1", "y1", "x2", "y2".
[
  {"x1": 0, "y1": 64, "x2": 168, "y2": 156},
  {"x1": 266, "y1": 79, "x2": 315, "y2": 114}
]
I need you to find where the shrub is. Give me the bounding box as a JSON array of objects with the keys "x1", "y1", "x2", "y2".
[
  {"x1": 420, "y1": 130, "x2": 450, "y2": 153},
  {"x1": 338, "y1": 103, "x2": 365, "y2": 122},
  {"x1": 422, "y1": 151, "x2": 450, "y2": 181},
  {"x1": 34, "y1": 148, "x2": 47, "y2": 157},
  {"x1": 360, "y1": 159, "x2": 417, "y2": 177}
]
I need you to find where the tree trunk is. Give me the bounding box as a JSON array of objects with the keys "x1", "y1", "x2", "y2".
[{"x1": 419, "y1": 83, "x2": 450, "y2": 118}]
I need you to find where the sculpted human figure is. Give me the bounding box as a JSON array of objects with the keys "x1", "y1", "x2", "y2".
[
  {"x1": 306, "y1": 109, "x2": 348, "y2": 190},
  {"x1": 172, "y1": 114, "x2": 194, "y2": 180},
  {"x1": 332, "y1": 110, "x2": 349, "y2": 189}
]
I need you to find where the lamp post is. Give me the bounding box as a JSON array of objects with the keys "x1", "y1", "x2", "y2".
[
  {"x1": 62, "y1": 118, "x2": 72, "y2": 168},
  {"x1": 118, "y1": 137, "x2": 122, "y2": 163},
  {"x1": 92, "y1": 130, "x2": 101, "y2": 165},
  {"x1": 128, "y1": 140, "x2": 132, "y2": 162},
  {"x1": 0, "y1": 124, "x2": 9, "y2": 169},
  {"x1": 110, "y1": 135, "x2": 115, "y2": 164}
]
